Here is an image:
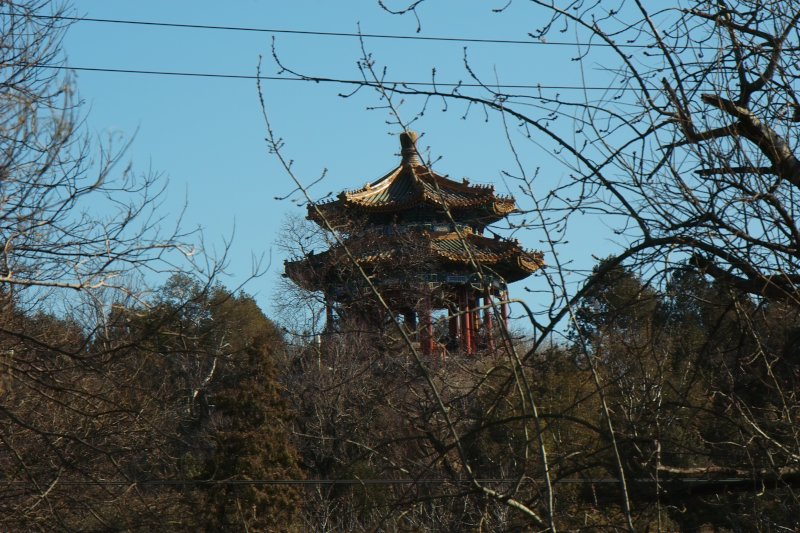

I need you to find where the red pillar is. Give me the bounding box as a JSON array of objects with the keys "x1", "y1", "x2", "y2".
[
  {"x1": 420, "y1": 309, "x2": 429, "y2": 355},
  {"x1": 472, "y1": 296, "x2": 480, "y2": 352},
  {"x1": 462, "y1": 287, "x2": 473, "y2": 355}
]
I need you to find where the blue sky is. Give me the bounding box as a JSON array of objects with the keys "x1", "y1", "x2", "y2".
[{"x1": 61, "y1": 1, "x2": 620, "y2": 319}]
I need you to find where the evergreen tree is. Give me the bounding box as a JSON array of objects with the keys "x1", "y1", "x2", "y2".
[{"x1": 141, "y1": 278, "x2": 303, "y2": 531}]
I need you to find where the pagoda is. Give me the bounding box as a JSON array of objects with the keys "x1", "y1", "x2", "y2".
[{"x1": 284, "y1": 131, "x2": 543, "y2": 356}]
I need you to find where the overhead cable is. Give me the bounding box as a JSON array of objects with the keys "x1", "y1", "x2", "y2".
[
  {"x1": 38, "y1": 63, "x2": 641, "y2": 92},
  {"x1": 26, "y1": 12, "x2": 670, "y2": 49}
]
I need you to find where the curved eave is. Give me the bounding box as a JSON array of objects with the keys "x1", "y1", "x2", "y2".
[
  {"x1": 309, "y1": 163, "x2": 517, "y2": 218},
  {"x1": 284, "y1": 257, "x2": 328, "y2": 292},
  {"x1": 307, "y1": 202, "x2": 349, "y2": 228},
  {"x1": 285, "y1": 230, "x2": 544, "y2": 294},
  {"x1": 430, "y1": 232, "x2": 544, "y2": 282}
]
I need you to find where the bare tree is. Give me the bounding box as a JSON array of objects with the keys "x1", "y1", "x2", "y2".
[
  {"x1": 0, "y1": 2, "x2": 239, "y2": 530},
  {"x1": 2, "y1": 3, "x2": 197, "y2": 300},
  {"x1": 268, "y1": 0, "x2": 800, "y2": 530}
]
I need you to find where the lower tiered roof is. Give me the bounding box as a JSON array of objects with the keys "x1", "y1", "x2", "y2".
[{"x1": 284, "y1": 226, "x2": 544, "y2": 298}]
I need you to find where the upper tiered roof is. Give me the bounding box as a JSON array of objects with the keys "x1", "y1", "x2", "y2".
[{"x1": 309, "y1": 131, "x2": 516, "y2": 228}]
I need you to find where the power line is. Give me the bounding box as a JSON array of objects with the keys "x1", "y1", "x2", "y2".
[
  {"x1": 28, "y1": 12, "x2": 657, "y2": 49},
  {"x1": 19, "y1": 11, "x2": 797, "y2": 56},
  {"x1": 31, "y1": 12, "x2": 790, "y2": 52},
  {"x1": 37, "y1": 64, "x2": 640, "y2": 92}
]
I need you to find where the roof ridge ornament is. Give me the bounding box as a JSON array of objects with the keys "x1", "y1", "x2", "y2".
[{"x1": 400, "y1": 130, "x2": 420, "y2": 166}]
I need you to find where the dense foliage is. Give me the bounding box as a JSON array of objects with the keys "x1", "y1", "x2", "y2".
[{"x1": 0, "y1": 277, "x2": 302, "y2": 531}]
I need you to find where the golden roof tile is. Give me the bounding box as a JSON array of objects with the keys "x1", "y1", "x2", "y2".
[{"x1": 308, "y1": 131, "x2": 518, "y2": 227}]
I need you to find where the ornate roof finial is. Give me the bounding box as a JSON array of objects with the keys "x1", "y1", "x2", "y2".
[{"x1": 400, "y1": 130, "x2": 420, "y2": 166}]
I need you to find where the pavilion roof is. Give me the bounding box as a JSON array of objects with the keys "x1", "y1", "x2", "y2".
[
  {"x1": 308, "y1": 131, "x2": 516, "y2": 228},
  {"x1": 284, "y1": 226, "x2": 544, "y2": 293}
]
